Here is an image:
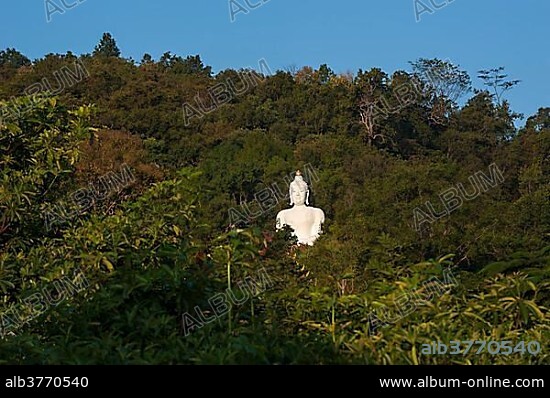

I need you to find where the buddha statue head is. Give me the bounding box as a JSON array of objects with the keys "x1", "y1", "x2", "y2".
[{"x1": 289, "y1": 170, "x2": 309, "y2": 206}]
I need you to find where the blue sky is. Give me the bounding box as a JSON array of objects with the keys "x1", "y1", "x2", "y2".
[{"x1": 1, "y1": 0, "x2": 548, "y2": 124}]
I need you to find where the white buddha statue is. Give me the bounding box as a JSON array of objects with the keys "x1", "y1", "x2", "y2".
[{"x1": 276, "y1": 170, "x2": 325, "y2": 246}]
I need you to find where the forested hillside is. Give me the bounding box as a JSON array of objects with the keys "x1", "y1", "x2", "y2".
[{"x1": 0, "y1": 34, "x2": 548, "y2": 364}]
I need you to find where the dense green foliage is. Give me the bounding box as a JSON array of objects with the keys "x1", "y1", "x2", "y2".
[{"x1": 0, "y1": 35, "x2": 548, "y2": 364}]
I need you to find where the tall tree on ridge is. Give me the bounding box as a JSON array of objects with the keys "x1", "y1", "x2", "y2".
[
  {"x1": 410, "y1": 58, "x2": 471, "y2": 125},
  {"x1": 93, "y1": 33, "x2": 121, "y2": 58},
  {"x1": 477, "y1": 66, "x2": 521, "y2": 106}
]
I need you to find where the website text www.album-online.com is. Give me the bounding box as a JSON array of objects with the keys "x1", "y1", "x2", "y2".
[{"x1": 380, "y1": 376, "x2": 545, "y2": 388}]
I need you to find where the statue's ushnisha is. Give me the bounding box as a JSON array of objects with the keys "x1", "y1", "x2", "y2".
[{"x1": 276, "y1": 170, "x2": 325, "y2": 246}]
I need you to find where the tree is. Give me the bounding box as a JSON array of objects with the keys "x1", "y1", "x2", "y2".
[
  {"x1": 317, "y1": 64, "x2": 335, "y2": 85},
  {"x1": 410, "y1": 58, "x2": 471, "y2": 124},
  {"x1": 140, "y1": 53, "x2": 153, "y2": 65},
  {"x1": 0, "y1": 97, "x2": 96, "y2": 244},
  {"x1": 0, "y1": 48, "x2": 31, "y2": 68},
  {"x1": 93, "y1": 33, "x2": 121, "y2": 58},
  {"x1": 477, "y1": 67, "x2": 521, "y2": 106},
  {"x1": 524, "y1": 107, "x2": 550, "y2": 133},
  {"x1": 158, "y1": 52, "x2": 211, "y2": 76},
  {"x1": 179, "y1": 55, "x2": 212, "y2": 77},
  {"x1": 355, "y1": 68, "x2": 389, "y2": 146}
]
